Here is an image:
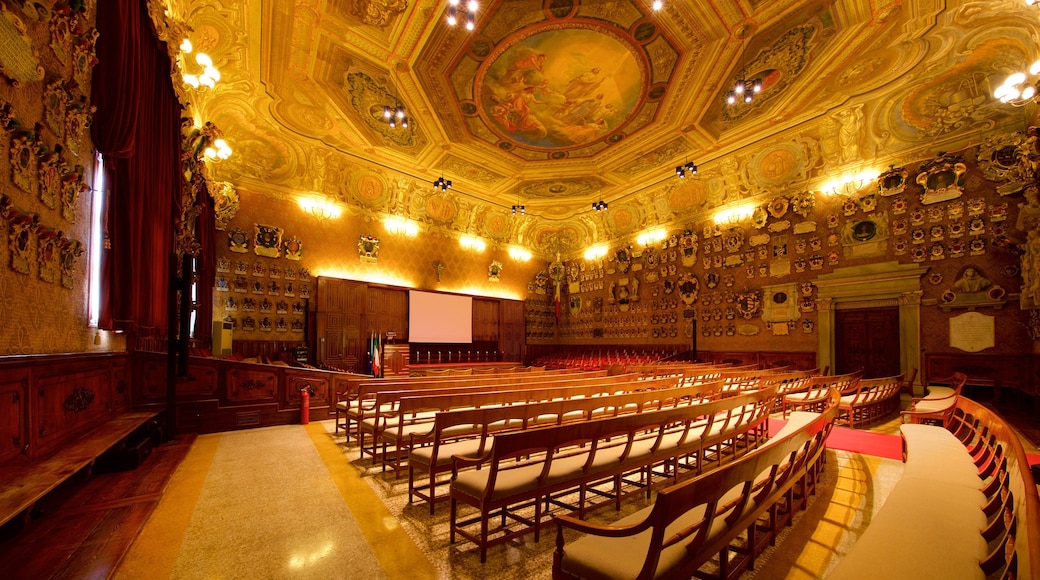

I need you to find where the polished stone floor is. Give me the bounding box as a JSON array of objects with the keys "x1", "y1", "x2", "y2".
[{"x1": 112, "y1": 397, "x2": 1039, "y2": 579}]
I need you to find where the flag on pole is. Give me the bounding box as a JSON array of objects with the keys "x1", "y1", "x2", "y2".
[{"x1": 369, "y1": 333, "x2": 383, "y2": 377}]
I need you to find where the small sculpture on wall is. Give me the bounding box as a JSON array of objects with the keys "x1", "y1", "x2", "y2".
[
  {"x1": 953, "y1": 266, "x2": 991, "y2": 294},
  {"x1": 434, "y1": 261, "x2": 444, "y2": 281}
]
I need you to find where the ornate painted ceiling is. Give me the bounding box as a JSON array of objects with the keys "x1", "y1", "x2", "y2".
[{"x1": 153, "y1": 0, "x2": 1039, "y2": 259}]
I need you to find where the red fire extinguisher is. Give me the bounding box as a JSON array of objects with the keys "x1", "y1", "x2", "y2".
[{"x1": 299, "y1": 384, "x2": 315, "y2": 425}]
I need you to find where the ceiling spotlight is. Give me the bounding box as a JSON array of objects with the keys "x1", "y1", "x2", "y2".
[
  {"x1": 652, "y1": 0, "x2": 663, "y2": 10},
  {"x1": 592, "y1": 200, "x2": 608, "y2": 211},
  {"x1": 512, "y1": 205, "x2": 525, "y2": 215},
  {"x1": 446, "y1": 0, "x2": 478, "y2": 30},
  {"x1": 433, "y1": 176, "x2": 452, "y2": 191}
]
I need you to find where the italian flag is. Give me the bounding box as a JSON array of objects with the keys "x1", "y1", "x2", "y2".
[{"x1": 369, "y1": 333, "x2": 383, "y2": 377}]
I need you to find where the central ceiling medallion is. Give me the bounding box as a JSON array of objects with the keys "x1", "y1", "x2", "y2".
[{"x1": 476, "y1": 22, "x2": 647, "y2": 152}]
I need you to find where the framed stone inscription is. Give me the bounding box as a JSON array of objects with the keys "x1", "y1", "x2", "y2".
[{"x1": 949, "y1": 311, "x2": 995, "y2": 353}]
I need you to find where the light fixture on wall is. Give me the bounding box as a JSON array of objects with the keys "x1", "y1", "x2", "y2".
[
  {"x1": 179, "y1": 39, "x2": 221, "y2": 90},
  {"x1": 713, "y1": 203, "x2": 755, "y2": 225},
  {"x1": 726, "y1": 33, "x2": 761, "y2": 105},
  {"x1": 298, "y1": 195, "x2": 343, "y2": 221},
  {"x1": 592, "y1": 200, "x2": 608, "y2": 211},
  {"x1": 994, "y1": 60, "x2": 1040, "y2": 105},
  {"x1": 584, "y1": 244, "x2": 608, "y2": 261},
  {"x1": 508, "y1": 245, "x2": 531, "y2": 262},
  {"x1": 459, "y1": 233, "x2": 486, "y2": 252},
  {"x1": 446, "y1": 0, "x2": 478, "y2": 30},
  {"x1": 820, "y1": 169, "x2": 879, "y2": 196},
  {"x1": 383, "y1": 70, "x2": 408, "y2": 128},
  {"x1": 636, "y1": 227, "x2": 667, "y2": 246},
  {"x1": 433, "y1": 174, "x2": 451, "y2": 191},
  {"x1": 383, "y1": 215, "x2": 419, "y2": 237}
]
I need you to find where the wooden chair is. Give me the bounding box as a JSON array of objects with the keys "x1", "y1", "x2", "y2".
[{"x1": 901, "y1": 372, "x2": 966, "y2": 427}]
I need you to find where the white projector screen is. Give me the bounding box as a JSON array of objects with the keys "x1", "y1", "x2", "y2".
[{"x1": 409, "y1": 290, "x2": 473, "y2": 343}]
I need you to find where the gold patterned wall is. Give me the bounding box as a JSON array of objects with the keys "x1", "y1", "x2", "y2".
[
  {"x1": 0, "y1": 3, "x2": 119, "y2": 355},
  {"x1": 530, "y1": 139, "x2": 1038, "y2": 357},
  {"x1": 213, "y1": 189, "x2": 545, "y2": 343}
]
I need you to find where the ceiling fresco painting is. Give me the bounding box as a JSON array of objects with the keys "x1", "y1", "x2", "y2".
[{"x1": 152, "y1": 0, "x2": 1040, "y2": 260}]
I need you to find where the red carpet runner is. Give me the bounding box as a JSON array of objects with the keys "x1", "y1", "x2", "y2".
[{"x1": 768, "y1": 418, "x2": 903, "y2": 461}]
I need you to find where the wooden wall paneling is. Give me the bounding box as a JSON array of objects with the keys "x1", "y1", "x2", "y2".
[
  {"x1": 0, "y1": 370, "x2": 28, "y2": 466},
  {"x1": 133, "y1": 355, "x2": 175, "y2": 403},
  {"x1": 32, "y1": 368, "x2": 117, "y2": 460},
  {"x1": 924, "y1": 353, "x2": 1039, "y2": 398},
  {"x1": 366, "y1": 287, "x2": 407, "y2": 338},
  {"x1": 284, "y1": 370, "x2": 329, "y2": 407},
  {"x1": 473, "y1": 298, "x2": 500, "y2": 342},
  {"x1": 499, "y1": 299, "x2": 525, "y2": 361},
  {"x1": 758, "y1": 351, "x2": 817, "y2": 371},
  {"x1": 225, "y1": 367, "x2": 279, "y2": 402},
  {"x1": 383, "y1": 344, "x2": 410, "y2": 376},
  {"x1": 178, "y1": 364, "x2": 219, "y2": 396}
]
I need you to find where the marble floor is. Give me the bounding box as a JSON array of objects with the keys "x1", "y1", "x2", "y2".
[
  {"x1": 112, "y1": 398, "x2": 1039, "y2": 579},
  {"x1": 111, "y1": 394, "x2": 1040, "y2": 580}
]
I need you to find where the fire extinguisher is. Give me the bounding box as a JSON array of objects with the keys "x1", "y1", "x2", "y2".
[{"x1": 299, "y1": 384, "x2": 315, "y2": 425}]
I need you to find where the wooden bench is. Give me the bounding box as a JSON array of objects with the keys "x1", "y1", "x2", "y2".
[
  {"x1": 448, "y1": 386, "x2": 778, "y2": 562},
  {"x1": 0, "y1": 409, "x2": 163, "y2": 530},
  {"x1": 408, "y1": 381, "x2": 726, "y2": 513},
  {"x1": 378, "y1": 376, "x2": 680, "y2": 474},
  {"x1": 828, "y1": 395, "x2": 1040, "y2": 579},
  {"x1": 782, "y1": 370, "x2": 862, "y2": 417},
  {"x1": 550, "y1": 392, "x2": 837, "y2": 580},
  {"x1": 335, "y1": 369, "x2": 604, "y2": 436},
  {"x1": 835, "y1": 373, "x2": 906, "y2": 428},
  {"x1": 357, "y1": 374, "x2": 646, "y2": 461}
]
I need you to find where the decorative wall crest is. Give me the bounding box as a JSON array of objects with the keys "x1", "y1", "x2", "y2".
[
  {"x1": 37, "y1": 228, "x2": 61, "y2": 283},
  {"x1": 9, "y1": 128, "x2": 41, "y2": 195},
  {"x1": 283, "y1": 237, "x2": 303, "y2": 261},
  {"x1": 6, "y1": 208, "x2": 39, "y2": 275},
  {"x1": 254, "y1": 224, "x2": 283, "y2": 257},
  {"x1": 60, "y1": 164, "x2": 88, "y2": 222},
  {"x1": 38, "y1": 145, "x2": 65, "y2": 209},
  {"x1": 358, "y1": 235, "x2": 379, "y2": 263},
  {"x1": 488, "y1": 260, "x2": 502, "y2": 282},
  {"x1": 916, "y1": 153, "x2": 966, "y2": 205},
  {"x1": 877, "y1": 165, "x2": 908, "y2": 196},
  {"x1": 976, "y1": 132, "x2": 1038, "y2": 196}
]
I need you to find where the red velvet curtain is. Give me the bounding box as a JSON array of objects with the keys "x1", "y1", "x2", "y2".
[{"x1": 91, "y1": 0, "x2": 181, "y2": 335}]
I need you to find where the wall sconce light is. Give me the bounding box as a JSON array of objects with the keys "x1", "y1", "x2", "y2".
[
  {"x1": 298, "y1": 195, "x2": 344, "y2": 221},
  {"x1": 433, "y1": 175, "x2": 452, "y2": 191},
  {"x1": 652, "y1": 0, "x2": 663, "y2": 10},
  {"x1": 508, "y1": 245, "x2": 531, "y2": 262},
  {"x1": 713, "y1": 203, "x2": 755, "y2": 225},
  {"x1": 592, "y1": 200, "x2": 608, "y2": 211},
  {"x1": 584, "y1": 244, "x2": 608, "y2": 261},
  {"x1": 179, "y1": 39, "x2": 221, "y2": 90},
  {"x1": 203, "y1": 137, "x2": 232, "y2": 161},
  {"x1": 459, "y1": 233, "x2": 486, "y2": 252},
  {"x1": 383, "y1": 215, "x2": 419, "y2": 237},
  {"x1": 636, "y1": 227, "x2": 668, "y2": 246},
  {"x1": 820, "y1": 169, "x2": 878, "y2": 196}
]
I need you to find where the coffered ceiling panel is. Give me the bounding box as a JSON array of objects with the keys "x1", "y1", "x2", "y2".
[{"x1": 157, "y1": 0, "x2": 1038, "y2": 258}]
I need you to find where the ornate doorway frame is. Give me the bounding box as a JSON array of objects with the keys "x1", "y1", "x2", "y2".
[{"x1": 815, "y1": 261, "x2": 928, "y2": 395}]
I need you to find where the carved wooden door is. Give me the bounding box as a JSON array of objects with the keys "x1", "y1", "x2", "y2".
[{"x1": 835, "y1": 306, "x2": 901, "y2": 379}]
